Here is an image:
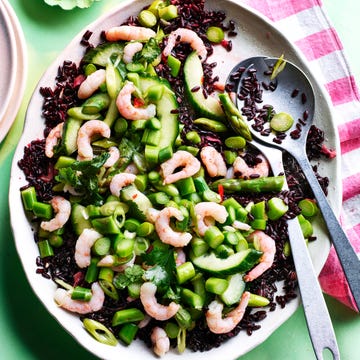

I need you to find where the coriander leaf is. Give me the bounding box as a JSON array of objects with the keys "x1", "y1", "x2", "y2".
[
  {"x1": 115, "y1": 61, "x2": 128, "y2": 80},
  {"x1": 72, "y1": 152, "x2": 109, "y2": 173},
  {"x1": 55, "y1": 152, "x2": 109, "y2": 205},
  {"x1": 117, "y1": 137, "x2": 137, "y2": 171},
  {"x1": 133, "y1": 38, "x2": 161, "y2": 64},
  {"x1": 164, "y1": 286, "x2": 181, "y2": 302},
  {"x1": 142, "y1": 246, "x2": 176, "y2": 293},
  {"x1": 144, "y1": 265, "x2": 170, "y2": 293},
  {"x1": 112, "y1": 273, "x2": 128, "y2": 290},
  {"x1": 125, "y1": 264, "x2": 144, "y2": 283},
  {"x1": 143, "y1": 246, "x2": 176, "y2": 272},
  {"x1": 113, "y1": 265, "x2": 144, "y2": 290}
]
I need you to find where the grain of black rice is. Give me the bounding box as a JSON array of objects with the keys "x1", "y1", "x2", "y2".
[
  {"x1": 301, "y1": 92, "x2": 307, "y2": 104},
  {"x1": 303, "y1": 110, "x2": 309, "y2": 120},
  {"x1": 290, "y1": 129, "x2": 301, "y2": 139},
  {"x1": 291, "y1": 88, "x2": 299, "y2": 97}
]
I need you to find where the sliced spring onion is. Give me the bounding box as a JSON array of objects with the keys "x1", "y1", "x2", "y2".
[
  {"x1": 206, "y1": 26, "x2": 225, "y2": 43},
  {"x1": 248, "y1": 293, "x2": 270, "y2": 307},
  {"x1": 270, "y1": 54, "x2": 286, "y2": 80},
  {"x1": 270, "y1": 112, "x2": 294, "y2": 132},
  {"x1": 138, "y1": 10, "x2": 157, "y2": 28},
  {"x1": 83, "y1": 318, "x2": 118, "y2": 346},
  {"x1": 298, "y1": 198, "x2": 319, "y2": 217}
]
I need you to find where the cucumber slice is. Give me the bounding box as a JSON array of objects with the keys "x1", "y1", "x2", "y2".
[
  {"x1": 71, "y1": 203, "x2": 92, "y2": 236},
  {"x1": 184, "y1": 51, "x2": 225, "y2": 121},
  {"x1": 220, "y1": 273, "x2": 246, "y2": 306},
  {"x1": 82, "y1": 42, "x2": 124, "y2": 67},
  {"x1": 190, "y1": 249, "x2": 262, "y2": 276},
  {"x1": 61, "y1": 117, "x2": 83, "y2": 155},
  {"x1": 121, "y1": 184, "x2": 153, "y2": 222}
]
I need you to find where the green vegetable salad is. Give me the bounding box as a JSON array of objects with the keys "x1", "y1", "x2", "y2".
[{"x1": 20, "y1": 0, "x2": 320, "y2": 356}]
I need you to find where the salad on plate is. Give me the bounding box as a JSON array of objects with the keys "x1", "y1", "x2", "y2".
[{"x1": 17, "y1": 0, "x2": 334, "y2": 357}]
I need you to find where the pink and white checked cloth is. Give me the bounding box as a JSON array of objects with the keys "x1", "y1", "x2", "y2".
[{"x1": 241, "y1": 0, "x2": 360, "y2": 311}]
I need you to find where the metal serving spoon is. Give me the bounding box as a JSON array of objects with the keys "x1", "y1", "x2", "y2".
[
  {"x1": 227, "y1": 56, "x2": 360, "y2": 312},
  {"x1": 224, "y1": 57, "x2": 353, "y2": 359}
]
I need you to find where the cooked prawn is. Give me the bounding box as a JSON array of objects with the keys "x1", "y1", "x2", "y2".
[
  {"x1": 147, "y1": 207, "x2": 160, "y2": 224},
  {"x1": 206, "y1": 292, "x2": 250, "y2": 334},
  {"x1": 155, "y1": 207, "x2": 192, "y2": 247},
  {"x1": 160, "y1": 150, "x2": 201, "y2": 185},
  {"x1": 200, "y1": 146, "x2": 227, "y2": 177},
  {"x1": 175, "y1": 248, "x2": 186, "y2": 266},
  {"x1": 63, "y1": 184, "x2": 83, "y2": 196},
  {"x1": 76, "y1": 120, "x2": 111, "y2": 160},
  {"x1": 124, "y1": 162, "x2": 139, "y2": 175},
  {"x1": 163, "y1": 28, "x2": 207, "y2": 61},
  {"x1": 140, "y1": 282, "x2": 180, "y2": 321},
  {"x1": 54, "y1": 282, "x2": 104, "y2": 314},
  {"x1": 194, "y1": 202, "x2": 228, "y2": 236},
  {"x1": 109, "y1": 173, "x2": 136, "y2": 197},
  {"x1": 123, "y1": 41, "x2": 143, "y2": 64},
  {"x1": 40, "y1": 196, "x2": 71, "y2": 232},
  {"x1": 105, "y1": 25, "x2": 156, "y2": 42},
  {"x1": 138, "y1": 314, "x2": 152, "y2": 329},
  {"x1": 116, "y1": 81, "x2": 156, "y2": 121},
  {"x1": 232, "y1": 220, "x2": 251, "y2": 231},
  {"x1": 243, "y1": 230, "x2": 276, "y2": 282},
  {"x1": 103, "y1": 146, "x2": 120, "y2": 168},
  {"x1": 151, "y1": 327, "x2": 170, "y2": 357},
  {"x1": 45, "y1": 122, "x2": 64, "y2": 158},
  {"x1": 77, "y1": 69, "x2": 106, "y2": 100},
  {"x1": 233, "y1": 154, "x2": 269, "y2": 179},
  {"x1": 74, "y1": 228, "x2": 103, "y2": 268}
]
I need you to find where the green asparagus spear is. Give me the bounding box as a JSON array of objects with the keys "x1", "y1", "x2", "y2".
[
  {"x1": 219, "y1": 93, "x2": 252, "y2": 141},
  {"x1": 211, "y1": 176, "x2": 285, "y2": 193}
]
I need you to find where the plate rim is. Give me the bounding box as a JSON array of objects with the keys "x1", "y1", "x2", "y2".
[
  {"x1": 9, "y1": 1, "x2": 340, "y2": 359},
  {"x1": 0, "y1": 0, "x2": 18, "y2": 141},
  {"x1": 0, "y1": 0, "x2": 28, "y2": 143}
]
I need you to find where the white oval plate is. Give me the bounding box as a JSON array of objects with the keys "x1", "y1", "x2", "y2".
[
  {"x1": 0, "y1": 0, "x2": 18, "y2": 142},
  {"x1": 9, "y1": 1, "x2": 340, "y2": 359},
  {"x1": 0, "y1": 0, "x2": 27, "y2": 143}
]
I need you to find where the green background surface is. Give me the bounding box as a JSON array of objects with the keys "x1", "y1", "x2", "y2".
[{"x1": 0, "y1": 0, "x2": 359, "y2": 359}]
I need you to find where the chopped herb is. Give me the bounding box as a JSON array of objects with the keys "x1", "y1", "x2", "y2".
[
  {"x1": 144, "y1": 265, "x2": 170, "y2": 292},
  {"x1": 143, "y1": 246, "x2": 177, "y2": 292},
  {"x1": 55, "y1": 152, "x2": 109, "y2": 205},
  {"x1": 113, "y1": 265, "x2": 144, "y2": 289},
  {"x1": 133, "y1": 38, "x2": 161, "y2": 65}
]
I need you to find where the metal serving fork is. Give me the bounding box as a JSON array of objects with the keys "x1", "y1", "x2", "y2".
[{"x1": 250, "y1": 140, "x2": 340, "y2": 360}]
